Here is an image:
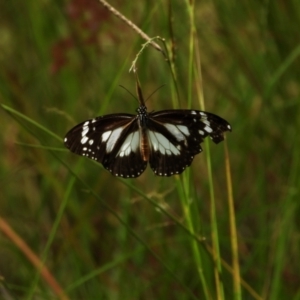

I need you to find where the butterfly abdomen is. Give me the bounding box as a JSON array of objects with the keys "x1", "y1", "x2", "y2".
[{"x1": 140, "y1": 126, "x2": 149, "y2": 162}]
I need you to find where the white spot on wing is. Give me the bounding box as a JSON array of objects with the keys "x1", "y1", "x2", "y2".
[
  {"x1": 106, "y1": 128, "x2": 123, "y2": 152},
  {"x1": 159, "y1": 143, "x2": 165, "y2": 154},
  {"x1": 177, "y1": 125, "x2": 190, "y2": 136},
  {"x1": 83, "y1": 121, "x2": 89, "y2": 126},
  {"x1": 164, "y1": 123, "x2": 189, "y2": 141},
  {"x1": 204, "y1": 125, "x2": 213, "y2": 133},
  {"x1": 89, "y1": 139, "x2": 94, "y2": 145},
  {"x1": 102, "y1": 131, "x2": 111, "y2": 142},
  {"x1": 164, "y1": 123, "x2": 185, "y2": 141},
  {"x1": 202, "y1": 119, "x2": 211, "y2": 127},
  {"x1": 81, "y1": 136, "x2": 88, "y2": 144},
  {"x1": 81, "y1": 126, "x2": 89, "y2": 136},
  {"x1": 117, "y1": 131, "x2": 140, "y2": 157},
  {"x1": 148, "y1": 131, "x2": 180, "y2": 155}
]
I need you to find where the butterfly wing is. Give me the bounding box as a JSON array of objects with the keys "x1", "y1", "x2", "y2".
[
  {"x1": 64, "y1": 113, "x2": 148, "y2": 178},
  {"x1": 146, "y1": 110, "x2": 231, "y2": 176}
]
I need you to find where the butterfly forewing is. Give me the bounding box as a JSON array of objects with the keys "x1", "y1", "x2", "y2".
[
  {"x1": 150, "y1": 110, "x2": 231, "y2": 143},
  {"x1": 64, "y1": 113, "x2": 147, "y2": 178}
]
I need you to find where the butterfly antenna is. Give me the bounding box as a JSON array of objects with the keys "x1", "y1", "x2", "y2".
[
  {"x1": 145, "y1": 84, "x2": 166, "y2": 103},
  {"x1": 119, "y1": 85, "x2": 138, "y2": 103},
  {"x1": 134, "y1": 69, "x2": 165, "y2": 105}
]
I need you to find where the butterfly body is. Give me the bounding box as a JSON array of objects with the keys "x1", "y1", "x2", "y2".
[{"x1": 64, "y1": 102, "x2": 231, "y2": 178}]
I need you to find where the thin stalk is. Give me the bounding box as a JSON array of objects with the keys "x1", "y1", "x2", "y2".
[
  {"x1": 98, "y1": 0, "x2": 164, "y2": 55},
  {"x1": 166, "y1": 0, "x2": 180, "y2": 108},
  {"x1": 180, "y1": 0, "x2": 211, "y2": 299},
  {"x1": 269, "y1": 119, "x2": 300, "y2": 299},
  {"x1": 178, "y1": 176, "x2": 212, "y2": 300},
  {"x1": 27, "y1": 172, "x2": 79, "y2": 299},
  {"x1": 184, "y1": 0, "x2": 195, "y2": 108},
  {"x1": 0, "y1": 217, "x2": 69, "y2": 300},
  {"x1": 194, "y1": 37, "x2": 224, "y2": 300},
  {"x1": 224, "y1": 140, "x2": 242, "y2": 299}
]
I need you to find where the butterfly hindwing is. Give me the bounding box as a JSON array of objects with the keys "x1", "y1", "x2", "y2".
[
  {"x1": 145, "y1": 119, "x2": 199, "y2": 176},
  {"x1": 64, "y1": 114, "x2": 147, "y2": 178},
  {"x1": 103, "y1": 122, "x2": 147, "y2": 178}
]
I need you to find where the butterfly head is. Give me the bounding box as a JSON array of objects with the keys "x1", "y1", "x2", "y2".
[{"x1": 136, "y1": 105, "x2": 148, "y2": 127}]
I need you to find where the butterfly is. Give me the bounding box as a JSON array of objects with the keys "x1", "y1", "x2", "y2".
[{"x1": 64, "y1": 80, "x2": 231, "y2": 178}]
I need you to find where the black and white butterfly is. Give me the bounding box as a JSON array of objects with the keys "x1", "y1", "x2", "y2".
[{"x1": 64, "y1": 80, "x2": 231, "y2": 178}]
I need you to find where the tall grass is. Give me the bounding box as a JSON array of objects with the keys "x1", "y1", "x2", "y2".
[{"x1": 0, "y1": 0, "x2": 300, "y2": 299}]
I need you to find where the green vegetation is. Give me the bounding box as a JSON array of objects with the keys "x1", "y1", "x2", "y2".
[{"x1": 0, "y1": 0, "x2": 299, "y2": 299}]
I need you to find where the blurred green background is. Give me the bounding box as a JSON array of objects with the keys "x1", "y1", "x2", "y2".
[{"x1": 0, "y1": 0, "x2": 300, "y2": 299}]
